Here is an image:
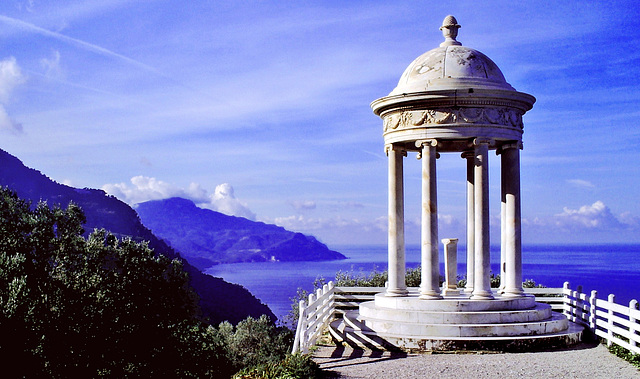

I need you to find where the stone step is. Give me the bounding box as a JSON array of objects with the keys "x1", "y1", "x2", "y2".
[
  {"x1": 359, "y1": 312, "x2": 568, "y2": 337},
  {"x1": 374, "y1": 292, "x2": 538, "y2": 312},
  {"x1": 359, "y1": 301, "x2": 552, "y2": 324},
  {"x1": 330, "y1": 317, "x2": 584, "y2": 352},
  {"x1": 329, "y1": 318, "x2": 395, "y2": 351}
]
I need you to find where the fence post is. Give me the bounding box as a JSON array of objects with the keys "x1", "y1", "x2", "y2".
[
  {"x1": 575, "y1": 285, "x2": 583, "y2": 323},
  {"x1": 607, "y1": 294, "x2": 615, "y2": 347},
  {"x1": 302, "y1": 293, "x2": 316, "y2": 354},
  {"x1": 562, "y1": 282, "x2": 570, "y2": 317},
  {"x1": 589, "y1": 290, "x2": 598, "y2": 332},
  {"x1": 292, "y1": 299, "x2": 306, "y2": 354},
  {"x1": 631, "y1": 299, "x2": 638, "y2": 349},
  {"x1": 328, "y1": 281, "x2": 335, "y2": 318},
  {"x1": 322, "y1": 283, "x2": 330, "y2": 327}
]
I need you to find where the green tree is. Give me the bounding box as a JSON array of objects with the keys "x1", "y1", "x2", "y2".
[{"x1": 0, "y1": 188, "x2": 226, "y2": 377}]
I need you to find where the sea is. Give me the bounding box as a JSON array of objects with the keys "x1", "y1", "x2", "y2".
[{"x1": 206, "y1": 244, "x2": 640, "y2": 323}]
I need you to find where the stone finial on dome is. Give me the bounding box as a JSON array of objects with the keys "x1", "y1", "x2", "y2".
[{"x1": 440, "y1": 15, "x2": 462, "y2": 47}]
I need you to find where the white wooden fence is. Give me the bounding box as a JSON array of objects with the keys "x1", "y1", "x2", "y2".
[
  {"x1": 562, "y1": 282, "x2": 640, "y2": 355},
  {"x1": 292, "y1": 281, "x2": 640, "y2": 355},
  {"x1": 291, "y1": 282, "x2": 335, "y2": 354}
]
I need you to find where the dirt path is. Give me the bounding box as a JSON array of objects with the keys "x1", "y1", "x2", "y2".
[{"x1": 313, "y1": 342, "x2": 639, "y2": 378}]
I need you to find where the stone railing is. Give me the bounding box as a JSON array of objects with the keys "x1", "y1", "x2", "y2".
[{"x1": 292, "y1": 281, "x2": 640, "y2": 355}]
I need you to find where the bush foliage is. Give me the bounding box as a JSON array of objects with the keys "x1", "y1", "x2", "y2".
[{"x1": 0, "y1": 188, "x2": 319, "y2": 378}]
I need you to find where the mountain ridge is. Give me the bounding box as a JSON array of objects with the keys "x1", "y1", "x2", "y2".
[
  {"x1": 135, "y1": 197, "x2": 346, "y2": 269},
  {"x1": 0, "y1": 148, "x2": 275, "y2": 324}
]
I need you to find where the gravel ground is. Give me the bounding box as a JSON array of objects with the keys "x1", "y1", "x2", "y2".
[{"x1": 313, "y1": 342, "x2": 639, "y2": 378}]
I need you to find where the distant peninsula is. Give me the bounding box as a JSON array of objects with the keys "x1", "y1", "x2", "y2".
[{"x1": 136, "y1": 197, "x2": 346, "y2": 269}]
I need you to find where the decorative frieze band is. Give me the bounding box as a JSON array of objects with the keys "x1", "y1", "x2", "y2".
[{"x1": 383, "y1": 107, "x2": 523, "y2": 132}]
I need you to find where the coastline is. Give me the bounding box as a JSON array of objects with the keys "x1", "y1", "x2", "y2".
[{"x1": 206, "y1": 243, "x2": 640, "y2": 322}]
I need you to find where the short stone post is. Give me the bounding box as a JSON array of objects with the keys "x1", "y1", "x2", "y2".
[
  {"x1": 589, "y1": 290, "x2": 598, "y2": 332},
  {"x1": 442, "y1": 238, "x2": 460, "y2": 296},
  {"x1": 607, "y1": 294, "x2": 615, "y2": 347},
  {"x1": 630, "y1": 299, "x2": 638, "y2": 349}
]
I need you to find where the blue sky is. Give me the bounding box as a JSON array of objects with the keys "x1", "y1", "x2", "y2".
[{"x1": 1, "y1": 1, "x2": 639, "y2": 247}]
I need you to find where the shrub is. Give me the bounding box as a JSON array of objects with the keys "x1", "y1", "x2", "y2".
[
  {"x1": 0, "y1": 188, "x2": 229, "y2": 377},
  {"x1": 522, "y1": 279, "x2": 546, "y2": 288},
  {"x1": 233, "y1": 353, "x2": 322, "y2": 379}
]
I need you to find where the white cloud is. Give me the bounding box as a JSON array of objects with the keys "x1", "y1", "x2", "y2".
[
  {"x1": 40, "y1": 50, "x2": 63, "y2": 79},
  {"x1": 207, "y1": 183, "x2": 256, "y2": 220},
  {"x1": 271, "y1": 212, "x2": 466, "y2": 245},
  {"x1": 554, "y1": 201, "x2": 624, "y2": 230},
  {"x1": 521, "y1": 201, "x2": 640, "y2": 243},
  {"x1": 0, "y1": 104, "x2": 23, "y2": 134},
  {"x1": 102, "y1": 176, "x2": 256, "y2": 220},
  {"x1": 0, "y1": 57, "x2": 25, "y2": 134},
  {"x1": 567, "y1": 179, "x2": 595, "y2": 188},
  {"x1": 0, "y1": 57, "x2": 25, "y2": 102},
  {"x1": 290, "y1": 200, "x2": 316, "y2": 211},
  {"x1": 272, "y1": 214, "x2": 387, "y2": 235}
]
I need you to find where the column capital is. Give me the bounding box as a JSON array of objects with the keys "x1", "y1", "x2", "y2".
[
  {"x1": 461, "y1": 150, "x2": 475, "y2": 159},
  {"x1": 385, "y1": 144, "x2": 407, "y2": 157},
  {"x1": 496, "y1": 141, "x2": 523, "y2": 155},
  {"x1": 416, "y1": 139, "x2": 439, "y2": 160},
  {"x1": 472, "y1": 137, "x2": 494, "y2": 147},
  {"x1": 415, "y1": 139, "x2": 438, "y2": 148}
]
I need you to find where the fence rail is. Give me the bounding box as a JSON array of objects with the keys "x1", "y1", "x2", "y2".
[
  {"x1": 292, "y1": 282, "x2": 640, "y2": 355},
  {"x1": 562, "y1": 283, "x2": 640, "y2": 355}
]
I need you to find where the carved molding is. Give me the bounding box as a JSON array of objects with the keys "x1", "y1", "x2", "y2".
[{"x1": 383, "y1": 107, "x2": 523, "y2": 132}]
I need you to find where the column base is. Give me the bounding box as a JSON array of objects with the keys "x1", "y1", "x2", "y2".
[
  {"x1": 470, "y1": 290, "x2": 494, "y2": 300},
  {"x1": 442, "y1": 288, "x2": 461, "y2": 296},
  {"x1": 385, "y1": 289, "x2": 409, "y2": 297},
  {"x1": 419, "y1": 289, "x2": 443, "y2": 300},
  {"x1": 502, "y1": 288, "x2": 525, "y2": 297}
]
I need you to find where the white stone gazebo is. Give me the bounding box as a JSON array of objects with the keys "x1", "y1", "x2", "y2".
[{"x1": 332, "y1": 16, "x2": 583, "y2": 351}]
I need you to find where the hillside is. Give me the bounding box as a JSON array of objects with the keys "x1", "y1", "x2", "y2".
[
  {"x1": 0, "y1": 149, "x2": 275, "y2": 324},
  {"x1": 136, "y1": 197, "x2": 346, "y2": 269}
]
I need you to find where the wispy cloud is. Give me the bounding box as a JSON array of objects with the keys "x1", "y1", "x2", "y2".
[
  {"x1": 0, "y1": 14, "x2": 162, "y2": 75},
  {"x1": 567, "y1": 179, "x2": 595, "y2": 189},
  {"x1": 290, "y1": 200, "x2": 316, "y2": 211},
  {"x1": 39, "y1": 50, "x2": 62, "y2": 79}
]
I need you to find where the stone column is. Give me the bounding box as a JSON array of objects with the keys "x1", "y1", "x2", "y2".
[
  {"x1": 386, "y1": 144, "x2": 408, "y2": 297},
  {"x1": 501, "y1": 142, "x2": 525, "y2": 297},
  {"x1": 471, "y1": 138, "x2": 494, "y2": 300},
  {"x1": 462, "y1": 151, "x2": 475, "y2": 294},
  {"x1": 417, "y1": 139, "x2": 441, "y2": 299}
]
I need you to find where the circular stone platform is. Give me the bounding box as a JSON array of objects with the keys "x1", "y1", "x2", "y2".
[{"x1": 374, "y1": 291, "x2": 537, "y2": 312}]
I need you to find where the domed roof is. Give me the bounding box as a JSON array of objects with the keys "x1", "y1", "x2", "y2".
[{"x1": 389, "y1": 16, "x2": 515, "y2": 95}]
